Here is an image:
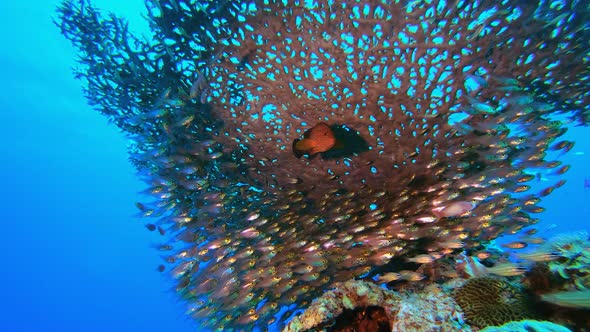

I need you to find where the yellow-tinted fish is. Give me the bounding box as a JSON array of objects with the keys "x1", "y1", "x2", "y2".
[
  {"x1": 517, "y1": 250, "x2": 559, "y2": 262},
  {"x1": 501, "y1": 241, "x2": 528, "y2": 249},
  {"x1": 376, "y1": 272, "x2": 402, "y2": 283},
  {"x1": 486, "y1": 262, "x2": 526, "y2": 277},
  {"x1": 407, "y1": 254, "x2": 436, "y2": 264},
  {"x1": 292, "y1": 122, "x2": 337, "y2": 158}
]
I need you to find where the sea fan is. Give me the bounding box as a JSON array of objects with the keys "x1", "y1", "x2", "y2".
[{"x1": 55, "y1": 0, "x2": 589, "y2": 330}]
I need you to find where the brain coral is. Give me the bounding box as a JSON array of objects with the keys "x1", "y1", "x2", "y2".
[{"x1": 453, "y1": 277, "x2": 535, "y2": 328}]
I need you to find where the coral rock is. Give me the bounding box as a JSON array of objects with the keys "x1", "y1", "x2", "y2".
[{"x1": 284, "y1": 281, "x2": 471, "y2": 332}]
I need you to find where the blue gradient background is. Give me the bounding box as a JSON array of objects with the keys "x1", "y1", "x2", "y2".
[{"x1": 0, "y1": 1, "x2": 587, "y2": 332}]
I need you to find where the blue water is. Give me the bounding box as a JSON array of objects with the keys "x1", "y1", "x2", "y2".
[{"x1": 0, "y1": 1, "x2": 588, "y2": 332}]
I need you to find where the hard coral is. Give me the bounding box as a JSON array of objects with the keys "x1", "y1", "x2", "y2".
[
  {"x1": 392, "y1": 284, "x2": 470, "y2": 332},
  {"x1": 541, "y1": 232, "x2": 590, "y2": 291},
  {"x1": 453, "y1": 277, "x2": 535, "y2": 328},
  {"x1": 283, "y1": 280, "x2": 400, "y2": 332},
  {"x1": 284, "y1": 281, "x2": 471, "y2": 332}
]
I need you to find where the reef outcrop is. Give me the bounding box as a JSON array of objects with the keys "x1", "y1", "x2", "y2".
[{"x1": 283, "y1": 280, "x2": 470, "y2": 332}]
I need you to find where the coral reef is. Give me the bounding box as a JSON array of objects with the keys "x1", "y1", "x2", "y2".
[
  {"x1": 480, "y1": 320, "x2": 572, "y2": 332},
  {"x1": 283, "y1": 280, "x2": 401, "y2": 332},
  {"x1": 538, "y1": 232, "x2": 590, "y2": 291},
  {"x1": 55, "y1": 0, "x2": 590, "y2": 330},
  {"x1": 391, "y1": 284, "x2": 470, "y2": 332},
  {"x1": 283, "y1": 280, "x2": 470, "y2": 332},
  {"x1": 452, "y1": 277, "x2": 535, "y2": 328}
]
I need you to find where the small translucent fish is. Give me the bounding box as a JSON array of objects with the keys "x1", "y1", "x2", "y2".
[
  {"x1": 432, "y1": 201, "x2": 474, "y2": 218},
  {"x1": 190, "y1": 69, "x2": 207, "y2": 100},
  {"x1": 145, "y1": 224, "x2": 157, "y2": 231},
  {"x1": 501, "y1": 241, "x2": 528, "y2": 249},
  {"x1": 376, "y1": 272, "x2": 402, "y2": 283},
  {"x1": 540, "y1": 290, "x2": 590, "y2": 309},
  {"x1": 498, "y1": 85, "x2": 523, "y2": 92},
  {"x1": 407, "y1": 254, "x2": 435, "y2": 264},
  {"x1": 439, "y1": 240, "x2": 466, "y2": 249},
  {"x1": 504, "y1": 95, "x2": 534, "y2": 105},
  {"x1": 465, "y1": 96, "x2": 496, "y2": 114},
  {"x1": 399, "y1": 270, "x2": 426, "y2": 281},
  {"x1": 414, "y1": 215, "x2": 437, "y2": 223},
  {"x1": 246, "y1": 212, "x2": 260, "y2": 221},
  {"x1": 538, "y1": 186, "x2": 555, "y2": 197},
  {"x1": 239, "y1": 227, "x2": 260, "y2": 238},
  {"x1": 369, "y1": 251, "x2": 395, "y2": 265},
  {"x1": 171, "y1": 260, "x2": 196, "y2": 279},
  {"x1": 519, "y1": 236, "x2": 545, "y2": 245},
  {"x1": 490, "y1": 75, "x2": 520, "y2": 86},
  {"x1": 475, "y1": 251, "x2": 492, "y2": 260},
  {"x1": 550, "y1": 165, "x2": 570, "y2": 175},
  {"x1": 177, "y1": 114, "x2": 195, "y2": 127},
  {"x1": 517, "y1": 251, "x2": 559, "y2": 262},
  {"x1": 550, "y1": 140, "x2": 574, "y2": 152},
  {"x1": 236, "y1": 313, "x2": 259, "y2": 325},
  {"x1": 486, "y1": 262, "x2": 526, "y2": 277},
  {"x1": 156, "y1": 244, "x2": 173, "y2": 251}
]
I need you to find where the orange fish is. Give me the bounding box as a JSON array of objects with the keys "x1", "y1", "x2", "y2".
[
  {"x1": 292, "y1": 122, "x2": 337, "y2": 158},
  {"x1": 501, "y1": 241, "x2": 528, "y2": 249}
]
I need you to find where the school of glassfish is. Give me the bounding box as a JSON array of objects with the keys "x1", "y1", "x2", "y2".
[{"x1": 56, "y1": 0, "x2": 589, "y2": 330}]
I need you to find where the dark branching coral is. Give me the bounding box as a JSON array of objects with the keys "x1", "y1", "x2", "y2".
[
  {"x1": 56, "y1": 0, "x2": 589, "y2": 330},
  {"x1": 325, "y1": 306, "x2": 390, "y2": 332},
  {"x1": 284, "y1": 280, "x2": 399, "y2": 332},
  {"x1": 453, "y1": 277, "x2": 535, "y2": 328}
]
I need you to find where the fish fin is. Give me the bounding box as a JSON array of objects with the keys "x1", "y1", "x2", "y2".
[
  {"x1": 332, "y1": 139, "x2": 345, "y2": 150},
  {"x1": 292, "y1": 138, "x2": 304, "y2": 158},
  {"x1": 309, "y1": 147, "x2": 321, "y2": 156},
  {"x1": 431, "y1": 206, "x2": 443, "y2": 220}
]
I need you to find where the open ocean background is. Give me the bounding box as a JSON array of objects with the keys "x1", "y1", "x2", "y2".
[{"x1": 1, "y1": 1, "x2": 588, "y2": 332}]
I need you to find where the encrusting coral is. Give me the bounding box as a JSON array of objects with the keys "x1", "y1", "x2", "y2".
[
  {"x1": 284, "y1": 280, "x2": 471, "y2": 332},
  {"x1": 452, "y1": 277, "x2": 535, "y2": 328},
  {"x1": 283, "y1": 280, "x2": 401, "y2": 332}
]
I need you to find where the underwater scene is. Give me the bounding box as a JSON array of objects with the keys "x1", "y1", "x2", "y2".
[{"x1": 2, "y1": 0, "x2": 590, "y2": 331}]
